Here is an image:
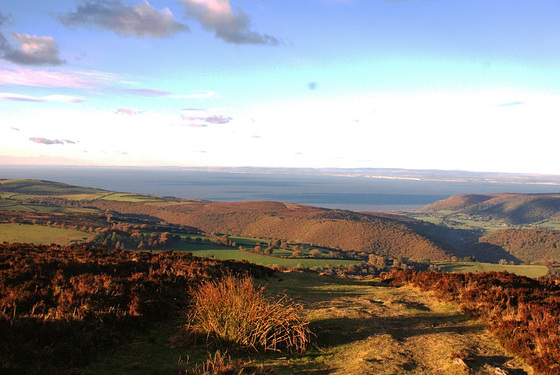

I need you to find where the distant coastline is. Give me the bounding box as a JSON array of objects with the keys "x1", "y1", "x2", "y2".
[{"x1": 1, "y1": 165, "x2": 559, "y2": 212}]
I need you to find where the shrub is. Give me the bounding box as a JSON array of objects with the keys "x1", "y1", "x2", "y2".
[{"x1": 188, "y1": 274, "x2": 311, "y2": 353}]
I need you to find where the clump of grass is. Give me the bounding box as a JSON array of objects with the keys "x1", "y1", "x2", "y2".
[
  {"x1": 188, "y1": 274, "x2": 311, "y2": 353},
  {"x1": 182, "y1": 351, "x2": 266, "y2": 375}
]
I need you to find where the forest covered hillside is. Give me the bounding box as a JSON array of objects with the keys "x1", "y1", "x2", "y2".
[
  {"x1": 422, "y1": 193, "x2": 560, "y2": 224},
  {"x1": 0, "y1": 179, "x2": 451, "y2": 261}
]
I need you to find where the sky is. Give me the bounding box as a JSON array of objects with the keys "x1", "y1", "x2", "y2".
[{"x1": 0, "y1": 0, "x2": 559, "y2": 174}]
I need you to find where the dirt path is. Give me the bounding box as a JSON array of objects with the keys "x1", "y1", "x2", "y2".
[
  {"x1": 86, "y1": 272, "x2": 534, "y2": 375},
  {"x1": 265, "y1": 273, "x2": 533, "y2": 375}
]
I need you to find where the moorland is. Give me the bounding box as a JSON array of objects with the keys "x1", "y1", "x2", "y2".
[{"x1": 1, "y1": 178, "x2": 560, "y2": 374}]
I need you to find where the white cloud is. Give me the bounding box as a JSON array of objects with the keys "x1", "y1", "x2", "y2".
[
  {"x1": 2, "y1": 33, "x2": 64, "y2": 66},
  {"x1": 180, "y1": 0, "x2": 278, "y2": 45},
  {"x1": 59, "y1": 0, "x2": 188, "y2": 38}
]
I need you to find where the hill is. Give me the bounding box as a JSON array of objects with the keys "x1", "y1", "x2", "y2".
[
  {"x1": 0, "y1": 242, "x2": 271, "y2": 374},
  {"x1": 74, "y1": 199, "x2": 456, "y2": 261},
  {"x1": 0, "y1": 179, "x2": 451, "y2": 261},
  {"x1": 480, "y1": 229, "x2": 560, "y2": 263},
  {"x1": 421, "y1": 193, "x2": 560, "y2": 225}
]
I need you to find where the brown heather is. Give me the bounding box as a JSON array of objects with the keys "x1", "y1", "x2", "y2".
[
  {"x1": 382, "y1": 269, "x2": 560, "y2": 375},
  {"x1": 188, "y1": 273, "x2": 311, "y2": 353},
  {"x1": 480, "y1": 228, "x2": 560, "y2": 263},
  {"x1": 0, "y1": 243, "x2": 272, "y2": 375},
  {"x1": 79, "y1": 199, "x2": 450, "y2": 261}
]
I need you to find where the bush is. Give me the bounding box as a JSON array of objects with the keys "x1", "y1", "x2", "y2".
[{"x1": 188, "y1": 274, "x2": 311, "y2": 353}]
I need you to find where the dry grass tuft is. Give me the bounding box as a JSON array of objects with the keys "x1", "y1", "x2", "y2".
[
  {"x1": 182, "y1": 350, "x2": 267, "y2": 375},
  {"x1": 188, "y1": 274, "x2": 311, "y2": 353}
]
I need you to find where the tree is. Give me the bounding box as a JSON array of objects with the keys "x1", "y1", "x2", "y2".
[
  {"x1": 310, "y1": 249, "x2": 322, "y2": 258},
  {"x1": 368, "y1": 254, "x2": 386, "y2": 270}
]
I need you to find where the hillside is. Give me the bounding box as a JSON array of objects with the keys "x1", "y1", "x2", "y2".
[
  {"x1": 421, "y1": 193, "x2": 560, "y2": 224},
  {"x1": 0, "y1": 242, "x2": 271, "y2": 374},
  {"x1": 480, "y1": 229, "x2": 560, "y2": 263},
  {"x1": 0, "y1": 179, "x2": 451, "y2": 261},
  {"x1": 67, "y1": 198, "x2": 452, "y2": 261}
]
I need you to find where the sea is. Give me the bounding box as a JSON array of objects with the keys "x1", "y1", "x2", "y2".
[{"x1": 2, "y1": 166, "x2": 560, "y2": 212}]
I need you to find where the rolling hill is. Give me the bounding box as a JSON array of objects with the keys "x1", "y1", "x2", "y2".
[
  {"x1": 1, "y1": 179, "x2": 451, "y2": 261},
  {"x1": 480, "y1": 229, "x2": 560, "y2": 263},
  {"x1": 421, "y1": 193, "x2": 560, "y2": 224}
]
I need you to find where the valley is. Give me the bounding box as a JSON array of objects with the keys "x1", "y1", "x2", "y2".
[{"x1": 1, "y1": 179, "x2": 559, "y2": 374}]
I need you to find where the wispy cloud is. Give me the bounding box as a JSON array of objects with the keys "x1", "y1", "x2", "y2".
[
  {"x1": 29, "y1": 137, "x2": 65, "y2": 145},
  {"x1": 59, "y1": 0, "x2": 188, "y2": 38},
  {"x1": 122, "y1": 88, "x2": 215, "y2": 99},
  {"x1": 180, "y1": 0, "x2": 278, "y2": 45},
  {"x1": 203, "y1": 114, "x2": 232, "y2": 124},
  {"x1": 171, "y1": 90, "x2": 215, "y2": 99},
  {"x1": 181, "y1": 110, "x2": 232, "y2": 125},
  {"x1": 121, "y1": 88, "x2": 172, "y2": 97},
  {"x1": 116, "y1": 107, "x2": 143, "y2": 115},
  {"x1": 0, "y1": 92, "x2": 85, "y2": 103},
  {"x1": 495, "y1": 101, "x2": 524, "y2": 107},
  {"x1": 0, "y1": 63, "x2": 121, "y2": 88},
  {"x1": 0, "y1": 12, "x2": 11, "y2": 55},
  {"x1": 1, "y1": 33, "x2": 64, "y2": 66}
]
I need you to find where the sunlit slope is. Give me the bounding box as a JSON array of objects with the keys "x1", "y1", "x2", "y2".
[
  {"x1": 422, "y1": 193, "x2": 560, "y2": 224},
  {"x1": 480, "y1": 229, "x2": 560, "y2": 263},
  {"x1": 0, "y1": 179, "x2": 451, "y2": 261}
]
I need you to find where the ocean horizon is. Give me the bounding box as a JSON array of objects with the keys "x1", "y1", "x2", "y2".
[{"x1": 1, "y1": 166, "x2": 559, "y2": 212}]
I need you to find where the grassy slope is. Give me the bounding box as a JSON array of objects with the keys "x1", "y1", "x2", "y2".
[
  {"x1": 168, "y1": 241, "x2": 362, "y2": 267},
  {"x1": 87, "y1": 200, "x2": 451, "y2": 261},
  {"x1": 86, "y1": 272, "x2": 533, "y2": 375},
  {"x1": 436, "y1": 261, "x2": 548, "y2": 278},
  {"x1": 421, "y1": 193, "x2": 560, "y2": 225},
  {"x1": 1, "y1": 179, "x2": 451, "y2": 261},
  {"x1": 0, "y1": 223, "x2": 89, "y2": 244},
  {"x1": 480, "y1": 229, "x2": 560, "y2": 263}
]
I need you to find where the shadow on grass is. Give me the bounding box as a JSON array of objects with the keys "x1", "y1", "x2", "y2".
[
  {"x1": 265, "y1": 273, "x2": 390, "y2": 302},
  {"x1": 310, "y1": 313, "x2": 483, "y2": 348},
  {"x1": 464, "y1": 355, "x2": 529, "y2": 375}
]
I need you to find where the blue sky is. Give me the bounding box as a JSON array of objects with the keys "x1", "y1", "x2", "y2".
[{"x1": 1, "y1": 0, "x2": 559, "y2": 173}]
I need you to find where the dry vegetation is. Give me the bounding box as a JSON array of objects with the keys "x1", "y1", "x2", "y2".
[
  {"x1": 0, "y1": 243, "x2": 272, "y2": 374},
  {"x1": 382, "y1": 269, "x2": 560, "y2": 375},
  {"x1": 188, "y1": 274, "x2": 311, "y2": 353},
  {"x1": 422, "y1": 193, "x2": 560, "y2": 225},
  {"x1": 78, "y1": 199, "x2": 451, "y2": 261},
  {"x1": 480, "y1": 229, "x2": 560, "y2": 263},
  {"x1": 1, "y1": 179, "x2": 453, "y2": 261}
]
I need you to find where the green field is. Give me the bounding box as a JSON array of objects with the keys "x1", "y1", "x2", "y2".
[
  {"x1": 0, "y1": 179, "x2": 166, "y2": 204},
  {"x1": 436, "y1": 261, "x2": 548, "y2": 278},
  {"x1": 0, "y1": 224, "x2": 90, "y2": 245},
  {"x1": 99, "y1": 192, "x2": 164, "y2": 202},
  {"x1": 411, "y1": 214, "x2": 510, "y2": 233},
  {"x1": 170, "y1": 242, "x2": 362, "y2": 268}
]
